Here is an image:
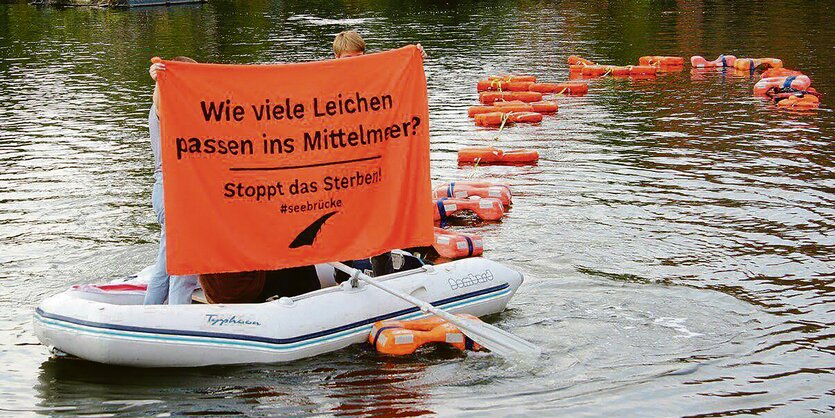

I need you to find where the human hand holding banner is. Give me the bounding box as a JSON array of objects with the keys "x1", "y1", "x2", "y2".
[{"x1": 156, "y1": 46, "x2": 432, "y2": 275}]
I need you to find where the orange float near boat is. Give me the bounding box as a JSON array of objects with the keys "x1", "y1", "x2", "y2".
[
  {"x1": 458, "y1": 147, "x2": 539, "y2": 165},
  {"x1": 629, "y1": 65, "x2": 657, "y2": 76},
  {"x1": 433, "y1": 181, "x2": 512, "y2": 206},
  {"x1": 433, "y1": 197, "x2": 504, "y2": 222},
  {"x1": 369, "y1": 315, "x2": 484, "y2": 356},
  {"x1": 470, "y1": 101, "x2": 533, "y2": 116},
  {"x1": 474, "y1": 111, "x2": 542, "y2": 126},
  {"x1": 568, "y1": 55, "x2": 596, "y2": 66},
  {"x1": 609, "y1": 66, "x2": 631, "y2": 76},
  {"x1": 476, "y1": 80, "x2": 534, "y2": 92},
  {"x1": 487, "y1": 74, "x2": 536, "y2": 83},
  {"x1": 690, "y1": 55, "x2": 737, "y2": 68},
  {"x1": 734, "y1": 58, "x2": 783, "y2": 71},
  {"x1": 492, "y1": 100, "x2": 531, "y2": 108},
  {"x1": 776, "y1": 94, "x2": 820, "y2": 110},
  {"x1": 579, "y1": 65, "x2": 608, "y2": 76},
  {"x1": 529, "y1": 101, "x2": 558, "y2": 113},
  {"x1": 432, "y1": 227, "x2": 484, "y2": 259},
  {"x1": 468, "y1": 105, "x2": 498, "y2": 117},
  {"x1": 479, "y1": 91, "x2": 543, "y2": 104},
  {"x1": 753, "y1": 75, "x2": 812, "y2": 96},
  {"x1": 760, "y1": 68, "x2": 803, "y2": 79},
  {"x1": 529, "y1": 82, "x2": 588, "y2": 95},
  {"x1": 639, "y1": 56, "x2": 685, "y2": 67}
]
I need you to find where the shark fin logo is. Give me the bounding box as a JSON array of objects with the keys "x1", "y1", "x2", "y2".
[{"x1": 289, "y1": 211, "x2": 337, "y2": 248}]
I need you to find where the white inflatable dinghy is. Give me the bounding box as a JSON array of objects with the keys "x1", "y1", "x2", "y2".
[{"x1": 33, "y1": 257, "x2": 523, "y2": 367}]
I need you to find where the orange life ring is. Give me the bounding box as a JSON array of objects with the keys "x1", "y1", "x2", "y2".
[
  {"x1": 468, "y1": 105, "x2": 499, "y2": 117},
  {"x1": 579, "y1": 65, "x2": 609, "y2": 76},
  {"x1": 433, "y1": 181, "x2": 512, "y2": 205},
  {"x1": 529, "y1": 100, "x2": 558, "y2": 113},
  {"x1": 753, "y1": 75, "x2": 812, "y2": 96},
  {"x1": 487, "y1": 74, "x2": 537, "y2": 83},
  {"x1": 558, "y1": 82, "x2": 588, "y2": 95},
  {"x1": 760, "y1": 68, "x2": 803, "y2": 79},
  {"x1": 690, "y1": 55, "x2": 737, "y2": 68},
  {"x1": 471, "y1": 101, "x2": 533, "y2": 116},
  {"x1": 639, "y1": 56, "x2": 685, "y2": 67},
  {"x1": 476, "y1": 80, "x2": 534, "y2": 92},
  {"x1": 479, "y1": 91, "x2": 543, "y2": 104},
  {"x1": 433, "y1": 227, "x2": 484, "y2": 259},
  {"x1": 609, "y1": 66, "x2": 632, "y2": 76},
  {"x1": 433, "y1": 197, "x2": 504, "y2": 222},
  {"x1": 475, "y1": 111, "x2": 543, "y2": 126},
  {"x1": 776, "y1": 94, "x2": 820, "y2": 110},
  {"x1": 458, "y1": 147, "x2": 539, "y2": 165},
  {"x1": 629, "y1": 65, "x2": 657, "y2": 76},
  {"x1": 529, "y1": 82, "x2": 588, "y2": 95},
  {"x1": 369, "y1": 315, "x2": 484, "y2": 356},
  {"x1": 568, "y1": 55, "x2": 596, "y2": 66},
  {"x1": 492, "y1": 100, "x2": 534, "y2": 109},
  {"x1": 734, "y1": 58, "x2": 783, "y2": 71}
]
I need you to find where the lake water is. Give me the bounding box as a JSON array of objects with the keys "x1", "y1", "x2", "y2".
[{"x1": 1, "y1": 0, "x2": 833, "y2": 415}]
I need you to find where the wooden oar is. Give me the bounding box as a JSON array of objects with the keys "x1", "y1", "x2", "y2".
[{"x1": 330, "y1": 262, "x2": 541, "y2": 358}]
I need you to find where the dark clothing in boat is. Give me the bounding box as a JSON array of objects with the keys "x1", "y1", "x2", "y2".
[
  {"x1": 199, "y1": 266, "x2": 320, "y2": 304},
  {"x1": 334, "y1": 249, "x2": 430, "y2": 283}
]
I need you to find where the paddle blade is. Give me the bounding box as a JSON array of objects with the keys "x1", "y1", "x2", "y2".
[{"x1": 451, "y1": 315, "x2": 541, "y2": 358}]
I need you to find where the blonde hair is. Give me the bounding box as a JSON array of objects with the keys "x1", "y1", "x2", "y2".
[
  {"x1": 171, "y1": 56, "x2": 197, "y2": 63},
  {"x1": 333, "y1": 30, "x2": 366, "y2": 57}
]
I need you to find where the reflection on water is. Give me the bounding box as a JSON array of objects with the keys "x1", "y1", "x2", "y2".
[{"x1": 1, "y1": 0, "x2": 834, "y2": 415}]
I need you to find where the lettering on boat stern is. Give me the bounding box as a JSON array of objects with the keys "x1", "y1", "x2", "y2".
[
  {"x1": 205, "y1": 314, "x2": 262, "y2": 327},
  {"x1": 448, "y1": 270, "x2": 494, "y2": 290}
]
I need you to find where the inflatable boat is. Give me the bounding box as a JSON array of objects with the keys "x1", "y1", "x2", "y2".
[{"x1": 33, "y1": 257, "x2": 523, "y2": 367}]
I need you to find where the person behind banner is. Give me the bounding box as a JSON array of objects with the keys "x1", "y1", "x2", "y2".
[
  {"x1": 144, "y1": 56, "x2": 199, "y2": 305},
  {"x1": 332, "y1": 30, "x2": 428, "y2": 279},
  {"x1": 332, "y1": 29, "x2": 427, "y2": 60}
]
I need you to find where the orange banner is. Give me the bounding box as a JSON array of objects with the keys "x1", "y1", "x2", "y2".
[{"x1": 156, "y1": 46, "x2": 432, "y2": 275}]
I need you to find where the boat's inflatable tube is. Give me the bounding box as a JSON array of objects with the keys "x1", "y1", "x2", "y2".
[
  {"x1": 433, "y1": 197, "x2": 504, "y2": 222},
  {"x1": 753, "y1": 75, "x2": 811, "y2": 96},
  {"x1": 33, "y1": 258, "x2": 523, "y2": 367},
  {"x1": 433, "y1": 181, "x2": 512, "y2": 206},
  {"x1": 479, "y1": 91, "x2": 543, "y2": 104},
  {"x1": 369, "y1": 314, "x2": 483, "y2": 355},
  {"x1": 458, "y1": 147, "x2": 539, "y2": 165},
  {"x1": 639, "y1": 56, "x2": 685, "y2": 66},
  {"x1": 433, "y1": 228, "x2": 484, "y2": 259}
]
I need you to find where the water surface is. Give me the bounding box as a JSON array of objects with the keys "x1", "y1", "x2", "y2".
[{"x1": 1, "y1": 0, "x2": 834, "y2": 415}]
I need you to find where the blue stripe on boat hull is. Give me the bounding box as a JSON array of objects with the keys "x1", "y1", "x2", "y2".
[{"x1": 35, "y1": 283, "x2": 512, "y2": 351}]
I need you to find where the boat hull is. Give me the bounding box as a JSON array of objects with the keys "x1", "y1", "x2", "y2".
[{"x1": 33, "y1": 258, "x2": 522, "y2": 367}]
